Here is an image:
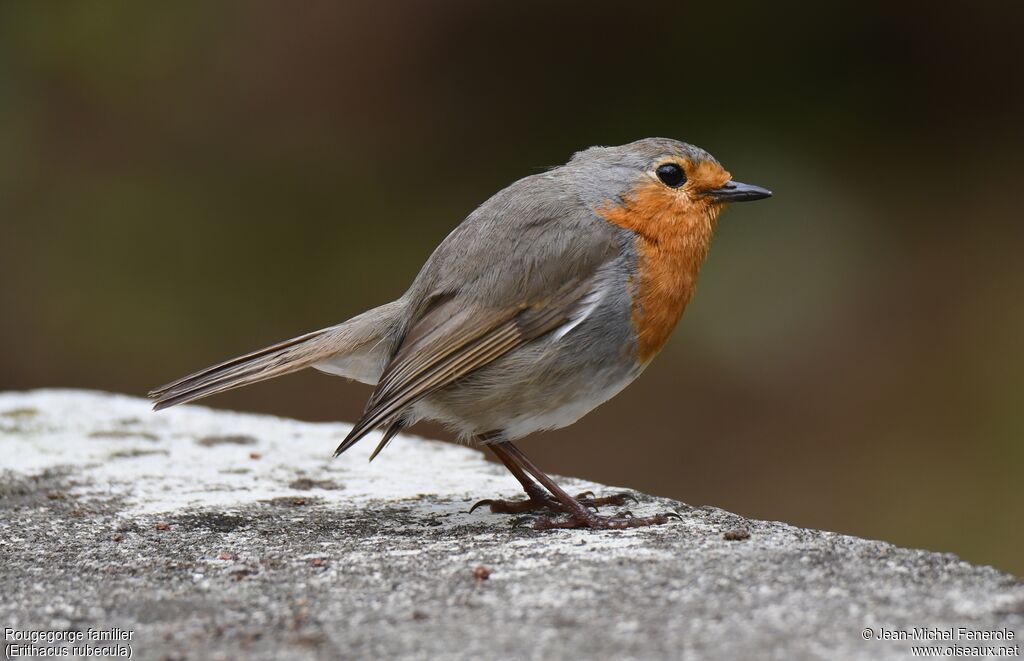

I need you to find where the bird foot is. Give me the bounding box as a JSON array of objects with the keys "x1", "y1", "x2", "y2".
[
  {"x1": 533, "y1": 509, "x2": 681, "y2": 530},
  {"x1": 470, "y1": 491, "x2": 635, "y2": 515}
]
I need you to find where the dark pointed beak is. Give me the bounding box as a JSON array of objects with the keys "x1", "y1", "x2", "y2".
[{"x1": 706, "y1": 180, "x2": 772, "y2": 203}]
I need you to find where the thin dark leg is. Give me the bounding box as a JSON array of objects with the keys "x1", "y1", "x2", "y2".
[
  {"x1": 488, "y1": 440, "x2": 548, "y2": 498},
  {"x1": 470, "y1": 441, "x2": 560, "y2": 513},
  {"x1": 500, "y1": 441, "x2": 677, "y2": 530},
  {"x1": 470, "y1": 437, "x2": 633, "y2": 515}
]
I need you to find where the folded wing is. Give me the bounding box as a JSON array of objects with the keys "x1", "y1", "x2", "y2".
[{"x1": 332, "y1": 278, "x2": 595, "y2": 457}]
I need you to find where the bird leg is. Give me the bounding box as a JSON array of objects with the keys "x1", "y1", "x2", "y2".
[
  {"x1": 495, "y1": 441, "x2": 678, "y2": 530},
  {"x1": 470, "y1": 440, "x2": 633, "y2": 515},
  {"x1": 469, "y1": 441, "x2": 567, "y2": 514}
]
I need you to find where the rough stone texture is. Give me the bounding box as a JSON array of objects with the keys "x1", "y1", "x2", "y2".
[{"x1": 1, "y1": 390, "x2": 1021, "y2": 661}]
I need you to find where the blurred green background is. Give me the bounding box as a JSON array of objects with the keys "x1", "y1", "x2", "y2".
[{"x1": 2, "y1": 2, "x2": 1022, "y2": 575}]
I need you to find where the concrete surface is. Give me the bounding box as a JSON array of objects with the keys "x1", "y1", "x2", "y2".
[{"x1": 1, "y1": 389, "x2": 1021, "y2": 660}]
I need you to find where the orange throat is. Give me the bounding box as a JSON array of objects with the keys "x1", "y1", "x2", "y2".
[{"x1": 599, "y1": 179, "x2": 723, "y2": 364}]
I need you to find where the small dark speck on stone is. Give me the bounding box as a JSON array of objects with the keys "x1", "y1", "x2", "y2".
[
  {"x1": 724, "y1": 529, "x2": 751, "y2": 541},
  {"x1": 109, "y1": 448, "x2": 168, "y2": 459},
  {"x1": 2, "y1": 407, "x2": 39, "y2": 418},
  {"x1": 259, "y1": 496, "x2": 323, "y2": 509},
  {"x1": 89, "y1": 430, "x2": 159, "y2": 441},
  {"x1": 473, "y1": 565, "x2": 492, "y2": 582},
  {"x1": 112, "y1": 533, "x2": 124, "y2": 543},
  {"x1": 197, "y1": 434, "x2": 257, "y2": 447},
  {"x1": 551, "y1": 613, "x2": 578, "y2": 628},
  {"x1": 174, "y1": 513, "x2": 247, "y2": 532},
  {"x1": 288, "y1": 478, "x2": 343, "y2": 491},
  {"x1": 46, "y1": 492, "x2": 67, "y2": 500},
  {"x1": 155, "y1": 522, "x2": 171, "y2": 531},
  {"x1": 412, "y1": 610, "x2": 429, "y2": 621},
  {"x1": 249, "y1": 452, "x2": 262, "y2": 460}
]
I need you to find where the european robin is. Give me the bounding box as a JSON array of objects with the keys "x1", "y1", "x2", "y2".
[{"x1": 150, "y1": 137, "x2": 772, "y2": 529}]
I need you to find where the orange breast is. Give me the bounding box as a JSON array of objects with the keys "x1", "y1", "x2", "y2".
[{"x1": 599, "y1": 178, "x2": 722, "y2": 363}]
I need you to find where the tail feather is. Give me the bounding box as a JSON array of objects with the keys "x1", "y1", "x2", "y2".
[
  {"x1": 365, "y1": 417, "x2": 407, "y2": 462},
  {"x1": 149, "y1": 327, "x2": 337, "y2": 410},
  {"x1": 149, "y1": 301, "x2": 405, "y2": 411}
]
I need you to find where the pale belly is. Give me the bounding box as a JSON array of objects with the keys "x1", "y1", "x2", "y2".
[
  {"x1": 412, "y1": 364, "x2": 642, "y2": 441},
  {"x1": 495, "y1": 370, "x2": 640, "y2": 438}
]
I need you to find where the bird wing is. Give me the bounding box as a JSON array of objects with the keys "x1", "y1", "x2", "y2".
[
  {"x1": 333, "y1": 173, "x2": 628, "y2": 458},
  {"x1": 332, "y1": 277, "x2": 596, "y2": 457}
]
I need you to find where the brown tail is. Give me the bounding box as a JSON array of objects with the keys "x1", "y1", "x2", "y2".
[{"x1": 149, "y1": 301, "x2": 405, "y2": 411}]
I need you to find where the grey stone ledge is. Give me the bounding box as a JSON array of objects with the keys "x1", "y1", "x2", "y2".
[{"x1": 1, "y1": 389, "x2": 1021, "y2": 661}]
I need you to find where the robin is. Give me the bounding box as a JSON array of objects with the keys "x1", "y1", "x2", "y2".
[{"x1": 150, "y1": 137, "x2": 771, "y2": 529}]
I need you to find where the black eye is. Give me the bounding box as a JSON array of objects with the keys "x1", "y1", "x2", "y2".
[{"x1": 656, "y1": 163, "x2": 687, "y2": 188}]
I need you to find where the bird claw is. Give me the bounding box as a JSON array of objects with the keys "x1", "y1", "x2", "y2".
[
  {"x1": 470, "y1": 493, "x2": 566, "y2": 514},
  {"x1": 469, "y1": 499, "x2": 494, "y2": 513},
  {"x1": 576, "y1": 491, "x2": 637, "y2": 509},
  {"x1": 471, "y1": 491, "x2": 649, "y2": 519},
  {"x1": 664, "y1": 511, "x2": 683, "y2": 521}
]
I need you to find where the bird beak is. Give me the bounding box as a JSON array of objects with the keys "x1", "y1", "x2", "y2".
[{"x1": 706, "y1": 180, "x2": 773, "y2": 203}]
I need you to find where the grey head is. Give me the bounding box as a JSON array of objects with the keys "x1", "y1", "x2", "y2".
[{"x1": 560, "y1": 137, "x2": 770, "y2": 209}]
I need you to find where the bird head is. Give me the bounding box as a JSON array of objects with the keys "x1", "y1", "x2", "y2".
[{"x1": 567, "y1": 137, "x2": 771, "y2": 240}]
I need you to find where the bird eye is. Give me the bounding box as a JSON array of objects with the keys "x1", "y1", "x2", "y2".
[{"x1": 655, "y1": 163, "x2": 687, "y2": 188}]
